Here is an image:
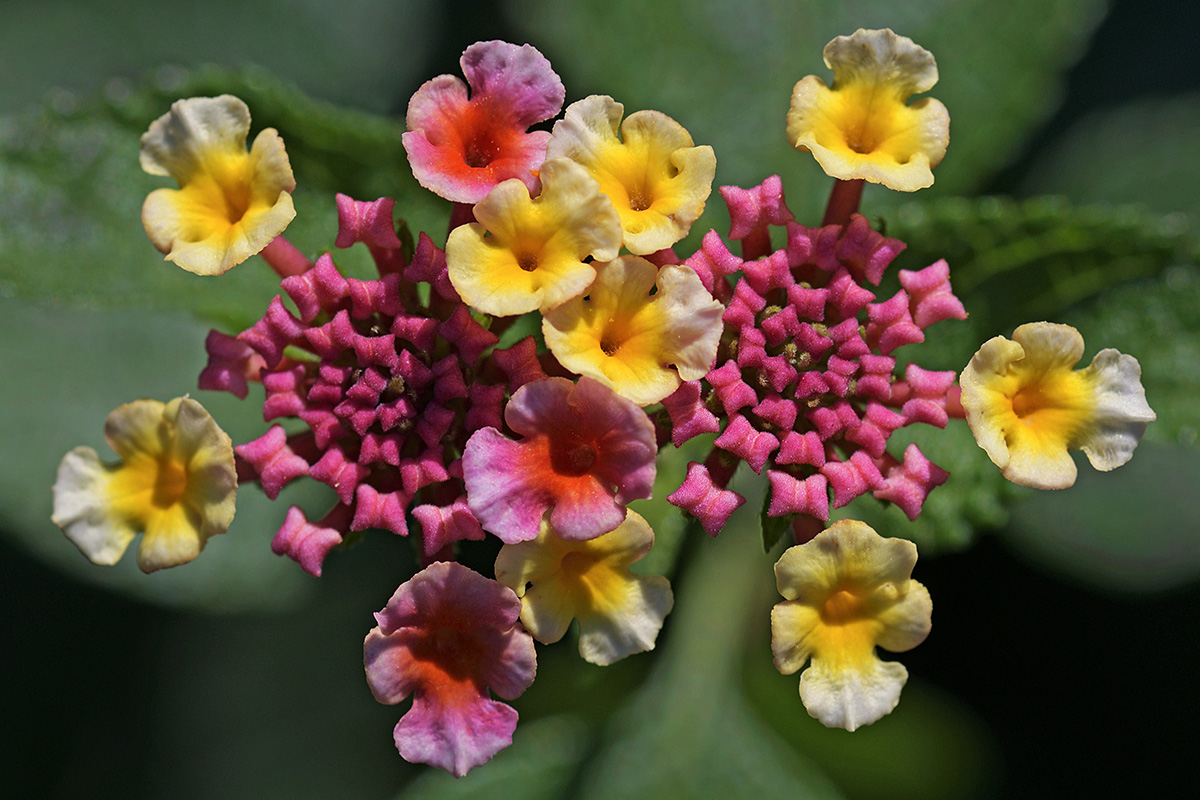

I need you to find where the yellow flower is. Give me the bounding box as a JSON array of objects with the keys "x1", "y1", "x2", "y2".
[
  {"x1": 51, "y1": 397, "x2": 237, "y2": 572},
  {"x1": 547, "y1": 95, "x2": 716, "y2": 254},
  {"x1": 542, "y1": 255, "x2": 724, "y2": 406},
  {"x1": 141, "y1": 95, "x2": 296, "y2": 275},
  {"x1": 771, "y1": 520, "x2": 931, "y2": 731},
  {"x1": 787, "y1": 29, "x2": 949, "y2": 191},
  {"x1": 959, "y1": 322, "x2": 1155, "y2": 490},
  {"x1": 446, "y1": 157, "x2": 623, "y2": 315},
  {"x1": 494, "y1": 509, "x2": 672, "y2": 666}
]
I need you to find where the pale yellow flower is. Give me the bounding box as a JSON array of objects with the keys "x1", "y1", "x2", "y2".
[
  {"x1": 494, "y1": 509, "x2": 672, "y2": 666},
  {"x1": 52, "y1": 397, "x2": 237, "y2": 572},
  {"x1": 141, "y1": 95, "x2": 296, "y2": 275},
  {"x1": 772, "y1": 520, "x2": 931, "y2": 731},
  {"x1": 547, "y1": 95, "x2": 715, "y2": 254},
  {"x1": 959, "y1": 322, "x2": 1155, "y2": 490},
  {"x1": 446, "y1": 157, "x2": 622, "y2": 315},
  {"x1": 787, "y1": 29, "x2": 949, "y2": 191},
  {"x1": 542, "y1": 255, "x2": 723, "y2": 406}
]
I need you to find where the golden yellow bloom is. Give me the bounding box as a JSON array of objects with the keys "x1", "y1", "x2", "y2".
[
  {"x1": 494, "y1": 509, "x2": 672, "y2": 666},
  {"x1": 446, "y1": 157, "x2": 623, "y2": 315},
  {"x1": 542, "y1": 255, "x2": 724, "y2": 406},
  {"x1": 547, "y1": 95, "x2": 715, "y2": 254},
  {"x1": 141, "y1": 95, "x2": 296, "y2": 275},
  {"x1": 959, "y1": 322, "x2": 1155, "y2": 490},
  {"x1": 787, "y1": 29, "x2": 949, "y2": 191},
  {"x1": 771, "y1": 520, "x2": 931, "y2": 731},
  {"x1": 51, "y1": 397, "x2": 237, "y2": 572}
]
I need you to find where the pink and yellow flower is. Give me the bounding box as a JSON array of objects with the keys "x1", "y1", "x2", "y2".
[
  {"x1": 51, "y1": 397, "x2": 237, "y2": 572},
  {"x1": 364, "y1": 561, "x2": 537, "y2": 776},
  {"x1": 959, "y1": 321, "x2": 1156, "y2": 490},
  {"x1": 542, "y1": 255, "x2": 724, "y2": 406},
  {"x1": 787, "y1": 29, "x2": 949, "y2": 191},
  {"x1": 771, "y1": 520, "x2": 932, "y2": 731},
  {"x1": 495, "y1": 510, "x2": 673, "y2": 666},
  {"x1": 462, "y1": 377, "x2": 657, "y2": 543},
  {"x1": 140, "y1": 95, "x2": 296, "y2": 275},
  {"x1": 445, "y1": 157, "x2": 623, "y2": 315},
  {"x1": 403, "y1": 40, "x2": 565, "y2": 204},
  {"x1": 547, "y1": 95, "x2": 716, "y2": 254}
]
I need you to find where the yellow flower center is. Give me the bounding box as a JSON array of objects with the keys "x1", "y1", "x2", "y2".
[
  {"x1": 152, "y1": 457, "x2": 190, "y2": 508},
  {"x1": 820, "y1": 589, "x2": 865, "y2": 624},
  {"x1": 1003, "y1": 367, "x2": 1093, "y2": 448}
]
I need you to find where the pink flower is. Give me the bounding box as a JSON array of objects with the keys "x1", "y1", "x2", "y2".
[
  {"x1": 403, "y1": 41, "x2": 565, "y2": 204},
  {"x1": 364, "y1": 562, "x2": 537, "y2": 776},
  {"x1": 463, "y1": 377, "x2": 657, "y2": 543}
]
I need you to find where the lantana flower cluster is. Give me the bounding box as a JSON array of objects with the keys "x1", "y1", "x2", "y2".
[{"x1": 50, "y1": 30, "x2": 1155, "y2": 779}]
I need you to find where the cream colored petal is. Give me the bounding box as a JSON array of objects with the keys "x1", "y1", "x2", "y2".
[
  {"x1": 51, "y1": 447, "x2": 136, "y2": 565},
  {"x1": 103, "y1": 399, "x2": 169, "y2": 461},
  {"x1": 872, "y1": 579, "x2": 932, "y2": 653},
  {"x1": 518, "y1": 580, "x2": 577, "y2": 644},
  {"x1": 167, "y1": 397, "x2": 238, "y2": 536},
  {"x1": 140, "y1": 95, "x2": 252, "y2": 182},
  {"x1": 800, "y1": 655, "x2": 908, "y2": 731},
  {"x1": 1078, "y1": 349, "x2": 1156, "y2": 471},
  {"x1": 823, "y1": 29, "x2": 939, "y2": 96},
  {"x1": 546, "y1": 94, "x2": 626, "y2": 164},
  {"x1": 653, "y1": 264, "x2": 724, "y2": 379},
  {"x1": 137, "y1": 504, "x2": 204, "y2": 573},
  {"x1": 959, "y1": 334, "x2": 1026, "y2": 471},
  {"x1": 577, "y1": 573, "x2": 672, "y2": 665},
  {"x1": 774, "y1": 520, "x2": 917, "y2": 601},
  {"x1": 1003, "y1": 436, "x2": 1078, "y2": 490},
  {"x1": 771, "y1": 601, "x2": 821, "y2": 675},
  {"x1": 1010, "y1": 322, "x2": 1085, "y2": 372},
  {"x1": 495, "y1": 522, "x2": 566, "y2": 595}
]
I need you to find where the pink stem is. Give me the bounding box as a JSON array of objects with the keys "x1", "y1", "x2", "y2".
[
  {"x1": 260, "y1": 236, "x2": 312, "y2": 278},
  {"x1": 822, "y1": 179, "x2": 865, "y2": 227}
]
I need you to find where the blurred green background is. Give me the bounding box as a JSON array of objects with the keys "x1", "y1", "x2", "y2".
[{"x1": 2, "y1": 1, "x2": 1198, "y2": 798}]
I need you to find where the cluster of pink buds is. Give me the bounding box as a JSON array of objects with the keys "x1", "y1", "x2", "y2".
[
  {"x1": 202, "y1": 194, "x2": 547, "y2": 574},
  {"x1": 664, "y1": 176, "x2": 967, "y2": 543}
]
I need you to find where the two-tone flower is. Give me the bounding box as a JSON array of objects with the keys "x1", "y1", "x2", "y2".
[
  {"x1": 771, "y1": 520, "x2": 931, "y2": 731},
  {"x1": 787, "y1": 29, "x2": 949, "y2": 191},
  {"x1": 959, "y1": 321, "x2": 1155, "y2": 489},
  {"x1": 51, "y1": 397, "x2": 237, "y2": 572},
  {"x1": 495, "y1": 510, "x2": 673, "y2": 665},
  {"x1": 140, "y1": 95, "x2": 296, "y2": 275},
  {"x1": 364, "y1": 562, "x2": 537, "y2": 776},
  {"x1": 547, "y1": 95, "x2": 715, "y2": 254},
  {"x1": 403, "y1": 40, "x2": 565, "y2": 203},
  {"x1": 542, "y1": 255, "x2": 724, "y2": 406}
]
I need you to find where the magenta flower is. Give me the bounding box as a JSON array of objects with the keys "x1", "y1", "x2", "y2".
[
  {"x1": 463, "y1": 377, "x2": 657, "y2": 543},
  {"x1": 667, "y1": 177, "x2": 964, "y2": 539},
  {"x1": 210, "y1": 194, "x2": 547, "y2": 574},
  {"x1": 364, "y1": 561, "x2": 537, "y2": 776},
  {"x1": 403, "y1": 40, "x2": 565, "y2": 204}
]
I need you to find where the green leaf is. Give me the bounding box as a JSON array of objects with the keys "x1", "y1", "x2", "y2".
[
  {"x1": 0, "y1": 66, "x2": 448, "y2": 331},
  {"x1": 504, "y1": 0, "x2": 1106, "y2": 222},
  {"x1": 0, "y1": 297, "x2": 329, "y2": 611},
  {"x1": 1020, "y1": 93, "x2": 1200, "y2": 221},
  {"x1": 0, "y1": 0, "x2": 438, "y2": 115},
  {"x1": 883, "y1": 196, "x2": 1196, "y2": 340}
]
